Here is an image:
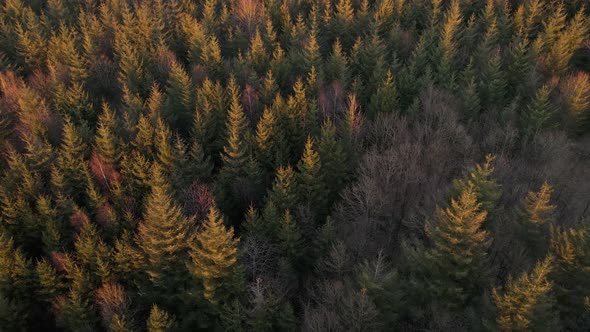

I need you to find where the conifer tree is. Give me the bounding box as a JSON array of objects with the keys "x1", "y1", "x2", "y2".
[
  {"x1": 255, "y1": 106, "x2": 278, "y2": 169},
  {"x1": 278, "y1": 209, "x2": 303, "y2": 267},
  {"x1": 95, "y1": 103, "x2": 120, "y2": 168},
  {"x1": 164, "y1": 60, "x2": 194, "y2": 133},
  {"x1": 0, "y1": 230, "x2": 35, "y2": 329},
  {"x1": 135, "y1": 164, "x2": 194, "y2": 305},
  {"x1": 318, "y1": 118, "x2": 347, "y2": 206},
  {"x1": 550, "y1": 226, "x2": 590, "y2": 330},
  {"x1": 56, "y1": 118, "x2": 89, "y2": 201},
  {"x1": 220, "y1": 77, "x2": 249, "y2": 180},
  {"x1": 422, "y1": 183, "x2": 491, "y2": 309},
  {"x1": 452, "y1": 154, "x2": 501, "y2": 219},
  {"x1": 437, "y1": 0, "x2": 461, "y2": 90},
  {"x1": 147, "y1": 304, "x2": 175, "y2": 332},
  {"x1": 189, "y1": 204, "x2": 241, "y2": 304},
  {"x1": 367, "y1": 70, "x2": 399, "y2": 119},
  {"x1": 522, "y1": 84, "x2": 553, "y2": 137},
  {"x1": 297, "y1": 136, "x2": 327, "y2": 219},
  {"x1": 493, "y1": 257, "x2": 558, "y2": 331},
  {"x1": 518, "y1": 182, "x2": 555, "y2": 258},
  {"x1": 561, "y1": 72, "x2": 590, "y2": 134},
  {"x1": 268, "y1": 165, "x2": 298, "y2": 212}
]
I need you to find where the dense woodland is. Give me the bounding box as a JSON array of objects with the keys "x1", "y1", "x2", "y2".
[{"x1": 0, "y1": 0, "x2": 589, "y2": 331}]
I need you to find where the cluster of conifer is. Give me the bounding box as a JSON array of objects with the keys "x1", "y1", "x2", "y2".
[{"x1": 0, "y1": 0, "x2": 589, "y2": 331}]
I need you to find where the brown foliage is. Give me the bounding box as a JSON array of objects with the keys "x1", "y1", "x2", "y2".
[
  {"x1": 89, "y1": 151, "x2": 122, "y2": 189},
  {"x1": 95, "y1": 282, "x2": 129, "y2": 325}
]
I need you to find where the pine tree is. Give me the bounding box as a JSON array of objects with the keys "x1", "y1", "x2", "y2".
[
  {"x1": 56, "y1": 118, "x2": 89, "y2": 201},
  {"x1": 367, "y1": 69, "x2": 399, "y2": 119},
  {"x1": 147, "y1": 305, "x2": 175, "y2": 332},
  {"x1": 164, "y1": 60, "x2": 194, "y2": 133},
  {"x1": 318, "y1": 118, "x2": 347, "y2": 206},
  {"x1": 422, "y1": 183, "x2": 491, "y2": 309},
  {"x1": 94, "y1": 103, "x2": 120, "y2": 168},
  {"x1": 255, "y1": 106, "x2": 278, "y2": 169},
  {"x1": 437, "y1": 0, "x2": 461, "y2": 90},
  {"x1": 0, "y1": 230, "x2": 35, "y2": 329},
  {"x1": 189, "y1": 204, "x2": 241, "y2": 304},
  {"x1": 220, "y1": 77, "x2": 249, "y2": 180},
  {"x1": 493, "y1": 257, "x2": 558, "y2": 331},
  {"x1": 188, "y1": 140, "x2": 214, "y2": 183},
  {"x1": 522, "y1": 84, "x2": 553, "y2": 138},
  {"x1": 268, "y1": 165, "x2": 298, "y2": 212},
  {"x1": 135, "y1": 164, "x2": 194, "y2": 305},
  {"x1": 297, "y1": 136, "x2": 327, "y2": 219},
  {"x1": 452, "y1": 154, "x2": 501, "y2": 220},
  {"x1": 481, "y1": 51, "x2": 506, "y2": 109},
  {"x1": 518, "y1": 182, "x2": 555, "y2": 258},
  {"x1": 550, "y1": 226, "x2": 590, "y2": 330},
  {"x1": 248, "y1": 28, "x2": 267, "y2": 76},
  {"x1": 278, "y1": 209, "x2": 303, "y2": 267},
  {"x1": 561, "y1": 72, "x2": 590, "y2": 134}
]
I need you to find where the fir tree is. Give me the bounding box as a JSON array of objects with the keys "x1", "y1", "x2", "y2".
[
  {"x1": 56, "y1": 118, "x2": 89, "y2": 202},
  {"x1": 268, "y1": 165, "x2": 298, "y2": 212},
  {"x1": 147, "y1": 304, "x2": 175, "y2": 332},
  {"x1": 493, "y1": 257, "x2": 559, "y2": 331},
  {"x1": 135, "y1": 164, "x2": 194, "y2": 305},
  {"x1": 318, "y1": 118, "x2": 347, "y2": 206},
  {"x1": 368, "y1": 69, "x2": 399, "y2": 119},
  {"x1": 518, "y1": 182, "x2": 555, "y2": 258},
  {"x1": 189, "y1": 204, "x2": 241, "y2": 304},
  {"x1": 522, "y1": 84, "x2": 554, "y2": 137},
  {"x1": 550, "y1": 226, "x2": 590, "y2": 330},
  {"x1": 452, "y1": 154, "x2": 501, "y2": 220},
  {"x1": 164, "y1": 60, "x2": 194, "y2": 133},
  {"x1": 297, "y1": 136, "x2": 327, "y2": 219},
  {"x1": 422, "y1": 183, "x2": 491, "y2": 309}
]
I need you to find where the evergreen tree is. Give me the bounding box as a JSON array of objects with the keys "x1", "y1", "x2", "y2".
[
  {"x1": 147, "y1": 304, "x2": 175, "y2": 332},
  {"x1": 452, "y1": 154, "x2": 501, "y2": 220},
  {"x1": 522, "y1": 84, "x2": 554, "y2": 137},
  {"x1": 164, "y1": 60, "x2": 194, "y2": 134},
  {"x1": 421, "y1": 183, "x2": 491, "y2": 309},
  {"x1": 135, "y1": 164, "x2": 194, "y2": 305},
  {"x1": 94, "y1": 103, "x2": 120, "y2": 168},
  {"x1": 318, "y1": 118, "x2": 347, "y2": 206},
  {"x1": 297, "y1": 136, "x2": 327, "y2": 220},
  {"x1": 189, "y1": 204, "x2": 241, "y2": 304},
  {"x1": 518, "y1": 182, "x2": 555, "y2": 258},
  {"x1": 550, "y1": 226, "x2": 590, "y2": 330},
  {"x1": 493, "y1": 257, "x2": 559, "y2": 331},
  {"x1": 220, "y1": 77, "x2": 249, "y2": 180},
  {"x1": 56, "y1": 118, "x2": 89, "y2": 202},
  {"x1": 367, "y1": 69, "x2": 399, "y2": 119},
  {"x1": 268, "y1": 165, "x2": 298, "y2": 212}
]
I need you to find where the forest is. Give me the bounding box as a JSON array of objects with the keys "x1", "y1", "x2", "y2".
[{"x1": 0, "y1": 0, "x2": 589, "y2": 331}]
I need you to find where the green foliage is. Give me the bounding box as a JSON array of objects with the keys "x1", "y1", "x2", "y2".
[{"x1": 451, "y1": 154, "x2": 501, "y2": 219}]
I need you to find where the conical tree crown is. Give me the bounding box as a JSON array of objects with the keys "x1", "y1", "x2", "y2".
[
  {"x1": 136, "y1": 164, "x2": 194, "y2": 279},
  {"x1": 424, "y1": 182, "x2": 491, "y2": 308},
  {"x1": 190, "y1": 204, "x2": 240, "y2": 303},
  {"x1": 493, "y1": 257, "x2": 558, "y2": 331}
]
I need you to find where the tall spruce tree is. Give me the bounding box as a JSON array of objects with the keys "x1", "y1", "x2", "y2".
[
  {"x1": 189, "y1": 204, "x2": 241, "y2": 304},
  {"x1": 135, "y1": 164, "x2": 194, "y2": 305}
]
